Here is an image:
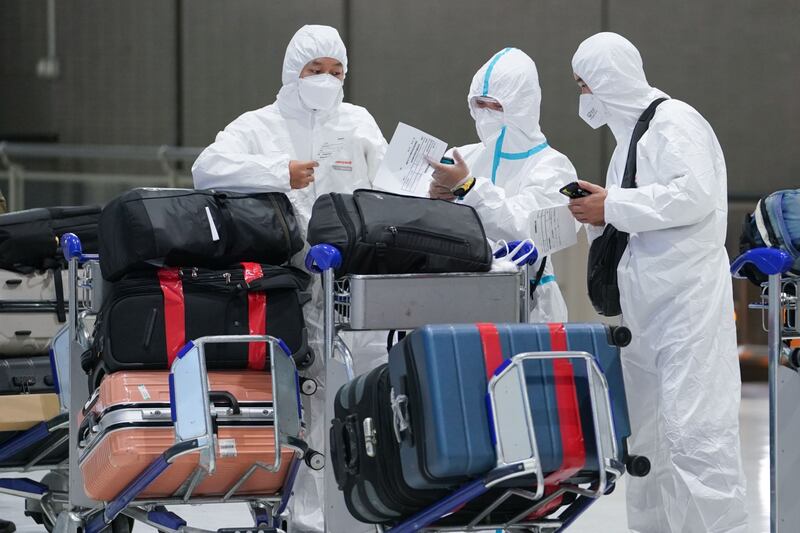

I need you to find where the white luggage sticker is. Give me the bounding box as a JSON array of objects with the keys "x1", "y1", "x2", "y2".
[
  {"x1": 205, "y1": 207, "x2": 220, "y2": 242},
  {"x1": 218, "y1": 438, "x2": 238, "y2": 457},
  {"x1": 138, "y1": 385, "x2": 151, "y2": 400}
]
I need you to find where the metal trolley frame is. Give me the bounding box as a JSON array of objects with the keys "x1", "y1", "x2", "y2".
[
  {"x1": 10, "y1": 233, "x2": 310, "y2": 533},
  {"x1": 306, "y1": 244, "x2": 626, "y2": 533},
  {"x1": 732, "y1": 248, "x2": 800, "y2": 533}
]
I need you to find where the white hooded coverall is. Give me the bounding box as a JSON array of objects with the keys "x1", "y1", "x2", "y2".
[
  {"x1": 572, "y1": 33, "x2": 747, "y2": 532},
  {"x1": 192, "y1": 25, "x2": 388, "y2": 532},
  {"x1": 450, "y1": 48, "x2": 577, "y2": 322}
]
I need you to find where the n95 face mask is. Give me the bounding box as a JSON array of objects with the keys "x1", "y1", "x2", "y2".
[
  {"x1": 298, "y1": 74, "x2": 343, "y2": 111},
  {"x1": 474, "y1": 108, "x2": 504, "y2": 146},
  {"x1": 579, "y1": 93, "x2": 609, "y2": 129}
]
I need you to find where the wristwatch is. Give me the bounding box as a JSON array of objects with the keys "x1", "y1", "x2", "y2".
[{"x1": 451, "y1": 176, "x2": 477, "y2": 198}]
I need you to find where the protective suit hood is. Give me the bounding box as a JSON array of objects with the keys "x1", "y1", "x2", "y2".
[
  {"x1": 571, "y1": 32, "x2": 668, "y2": 140},
  {"x1": 277, "y1": 25, "x2": 347, "y2": 119},
  {"x1": 468, "y1": 48, "x2": 547, "y2": 150}
]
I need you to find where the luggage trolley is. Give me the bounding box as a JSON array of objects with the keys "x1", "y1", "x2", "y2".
[
  {"x1": 731, "y1": 248, "x2": 800, "y2": 533},
  {"x1": 0, "y1": 267, "x2": 93, "y2": 530},
  {"x1": 49, "y1": 233, "x2": 309, "y2": 533},
  {"x1": 306, "y1": 244, "x2": 628, "y2": 532}
]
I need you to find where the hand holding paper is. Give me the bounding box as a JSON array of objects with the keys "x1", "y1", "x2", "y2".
[{"x1": 373, "y1": 123, "x2": 447, "y2": 197}]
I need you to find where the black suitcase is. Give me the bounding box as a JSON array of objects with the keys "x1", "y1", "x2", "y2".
[
  {"x1": 0, "y1": 355, "x2": 56, "y2": 394},
  {"x1": 86, "y1": 263, "x2": 311, "y2": 386},
  {"x1": 99, "y1": 188, "x2": 304, "y2": 281},
  {"x1": 307, "y1": 189, "x2": 492, "y2": 277},
  {"x1": 0, "y1": 205, "x2": 100, "y2": 273},
  {"x1": 331, "y1": 364, "x2": 444, "y2": 525}
]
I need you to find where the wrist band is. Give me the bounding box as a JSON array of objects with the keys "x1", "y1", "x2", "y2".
[{"x1": 452, "y1": 176, "x2": 477, "y2": 198}]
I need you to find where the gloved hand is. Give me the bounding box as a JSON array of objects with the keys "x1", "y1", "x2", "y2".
[
  {"x1": 425, "y1": 149, "x2": 470, "y2": 189},
  {"x1": 493, "y1": 239, "x2": 539, "y2": 266}
]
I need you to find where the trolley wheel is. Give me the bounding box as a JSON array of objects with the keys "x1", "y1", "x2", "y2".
[
  {"x1": 300, "y1": 378, "x2": 318, "y2": 396},
  {"x1": 25, "y1": 472, "x2": 68, "y2": 533},
  {"x1": 24, "y1": 510, "x2": 54, "y2": 533},
  {"x1": 107, "y1": 515, "x2": 134, "y2": 533},
  {"x1": 305, "y1": 450, "x2": 325, "y2": 471},
  {"x1": 626, "y1": 454, "x2": 651, "y2": 477},
  {"x1": 610, "y1": 326, "x2": 632, "y2": 348}
]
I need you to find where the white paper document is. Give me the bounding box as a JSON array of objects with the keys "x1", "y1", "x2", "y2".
[
  {"x1": 529, "y1": 205, "x2": 578, "y2": 256},
  {"x1": 373, "y1": 122, "x2": 448, "y2": 197}
]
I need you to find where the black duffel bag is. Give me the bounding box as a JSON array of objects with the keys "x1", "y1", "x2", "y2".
[
  {"x1": 0, "y1": 205, "x2": 100, "y2": 273},
  {"x1": 99, "y1": 188, "x2": 304, "y2": 281},
  {"x1": 85, "y1": 263, "x2": 311, "y2": 389},
  {"x1": 588, "y1": 98, "x2": 667, "y2": 317},
  {"x1": 307, "y1": 189, "x2": 492, "y2": 276}
]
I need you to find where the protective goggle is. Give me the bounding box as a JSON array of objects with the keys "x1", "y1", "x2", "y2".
[{"x1": 473, "y1": 96, "x2": 502, "y2": 107}]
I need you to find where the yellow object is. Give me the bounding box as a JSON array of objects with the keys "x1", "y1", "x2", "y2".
[{"x1": 0, "y1": 394, "x2": 61, "y2": 431}]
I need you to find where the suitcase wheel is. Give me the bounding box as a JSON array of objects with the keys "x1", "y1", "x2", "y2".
[
  {"x1": 610, "y1": 326, "x2": 632, "y2": 347},
  {"x1": 626, "y1": 454, "x2": 651, "y2": 477},
  {"x1": 305, "y1": 450, "x2": 325, "y2": 471},
  {"x1": 300, "y1": 378, "x2": 318, "y2": 396},
  {"x1": 293, "y1": 347, "x2": 315, "y2": 370},
  {"x1": 787, "y1": 347, "x2": 800, "y2": 370}
]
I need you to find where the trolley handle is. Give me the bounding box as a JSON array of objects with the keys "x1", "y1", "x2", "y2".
[
  {"x1": 60, "y1": 232, "x2": 99, "y2": 264},
  {"x1": 731, "y1": 247, "x2": 793, "y2": 278},
  {"x1": 305, "y1": 243, "x2": 342, "y2": 273}
]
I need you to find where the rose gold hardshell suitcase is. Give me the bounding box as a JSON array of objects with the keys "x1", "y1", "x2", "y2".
[{"x1": 79, "y1": 370, "x2": 294, "y2": 501}]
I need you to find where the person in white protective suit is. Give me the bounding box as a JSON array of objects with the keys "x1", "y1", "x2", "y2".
[
  {"x1": 426, "y1": 48, "x2": 577, "y2": 322},
  {"x1": 192, "y1": 25, "x2": 388, "y2": 532},
  {"x1": 568, "y1": 32, "x2": 748, "y2": 532}
]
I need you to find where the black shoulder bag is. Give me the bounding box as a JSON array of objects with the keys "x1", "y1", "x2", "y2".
[{"x1": 587, "y1": 97, "x2": 668, "y2": 316}]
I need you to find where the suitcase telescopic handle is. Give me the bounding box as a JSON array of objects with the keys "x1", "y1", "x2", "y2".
[{"x1": 208, "y1": 391, "x2": 241, "y2": 415}]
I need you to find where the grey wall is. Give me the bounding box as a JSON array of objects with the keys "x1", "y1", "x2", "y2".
[
  {"x1": 1, "y1": 0, "x2": 798, "y2": 329},
  {"x1": 181, "y1": 0, "x2": 345, "y2": 147},
  {"x1": 3, "y1": 0, "x2": 797, "y2": 194}
]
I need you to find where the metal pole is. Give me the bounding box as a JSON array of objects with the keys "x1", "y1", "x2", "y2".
[
  {"x1": 523, "y1": 264, "x2": 531, "y2": 323},
  {"x1": 323, "y1": 269, "x2": 335, "y2": 363},
  {"x1": 768, "y1": 273, "x2": 781, "y2": 533}
]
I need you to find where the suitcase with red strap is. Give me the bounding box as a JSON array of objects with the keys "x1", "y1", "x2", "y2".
[
  {"x1": 387, "y1": 322, "x2": 632, "y2": 492},
  {"x1": 85, "y1": 263, "x2": 310, "y2": 388}
]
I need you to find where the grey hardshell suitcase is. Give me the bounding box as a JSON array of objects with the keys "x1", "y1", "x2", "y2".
[{"x1": 0, "y1": 355, "x2": 56, "y2": 395}]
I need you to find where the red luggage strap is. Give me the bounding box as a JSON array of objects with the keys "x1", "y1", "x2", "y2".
[
  {"x1": 527, "y1": 324, "x2": 587, "y2": 520},
  {"x1": 157, "y1": 268, "x2": 186, "y2": 367},
  {"x1": 476, "y1": 322, "x2": 586, "y2": 518},
  {"x1": 242, "y1": 262, "x2": 267, "y2": 370},
  {"x1": 545, "y1": 323, "x2": 586, "y2": 484}
]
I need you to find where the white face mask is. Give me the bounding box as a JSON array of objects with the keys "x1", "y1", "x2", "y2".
[
  {"x1": 474, "y1": 108, "x2": 504, "y2": 145},
  {"x1": 578, "y1": 93, "x2": 609, "y2": 129},
  {"x1": 298, "y1": 74, "x2": 343, "y2": 111}
]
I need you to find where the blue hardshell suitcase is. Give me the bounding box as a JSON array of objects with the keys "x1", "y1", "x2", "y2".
[{"x1": 387, "y1": 322, "x2": 631, "y2": 491}]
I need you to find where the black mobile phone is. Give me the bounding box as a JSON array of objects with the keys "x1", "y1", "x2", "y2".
[
  {"x1": 440, "y1": 157, "x2": 455, "y2": 165},
  {"x1": 560, "y1": 181, "x2": 591, "y2": 199}
]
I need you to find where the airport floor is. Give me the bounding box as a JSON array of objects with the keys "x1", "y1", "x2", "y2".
[{"x1": 0, "y1": 384, "x2": 769, "y2": 533}]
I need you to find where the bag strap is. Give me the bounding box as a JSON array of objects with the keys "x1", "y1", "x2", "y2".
[
  {"x1": 543, "y1": 323, "x2": 586, "y2": 484},
  {"x1": 52, "y1": 266, "x2": 67, "y2": 323},
  {"x1": 621, "y1": 97, "x2": 669, "y2": 189},
  {"x1": 157, "y1": 268, "x2": 186, "y2": 367},
  {"x1": 241, "y1": 262, "x2": 267, "y2": 370},
  {"x1": 529, "y1": 257, "x2": 548, "y2": 299},
  {"x1": 476, "y1": 323, "x2": 504, "y2": 381}
]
